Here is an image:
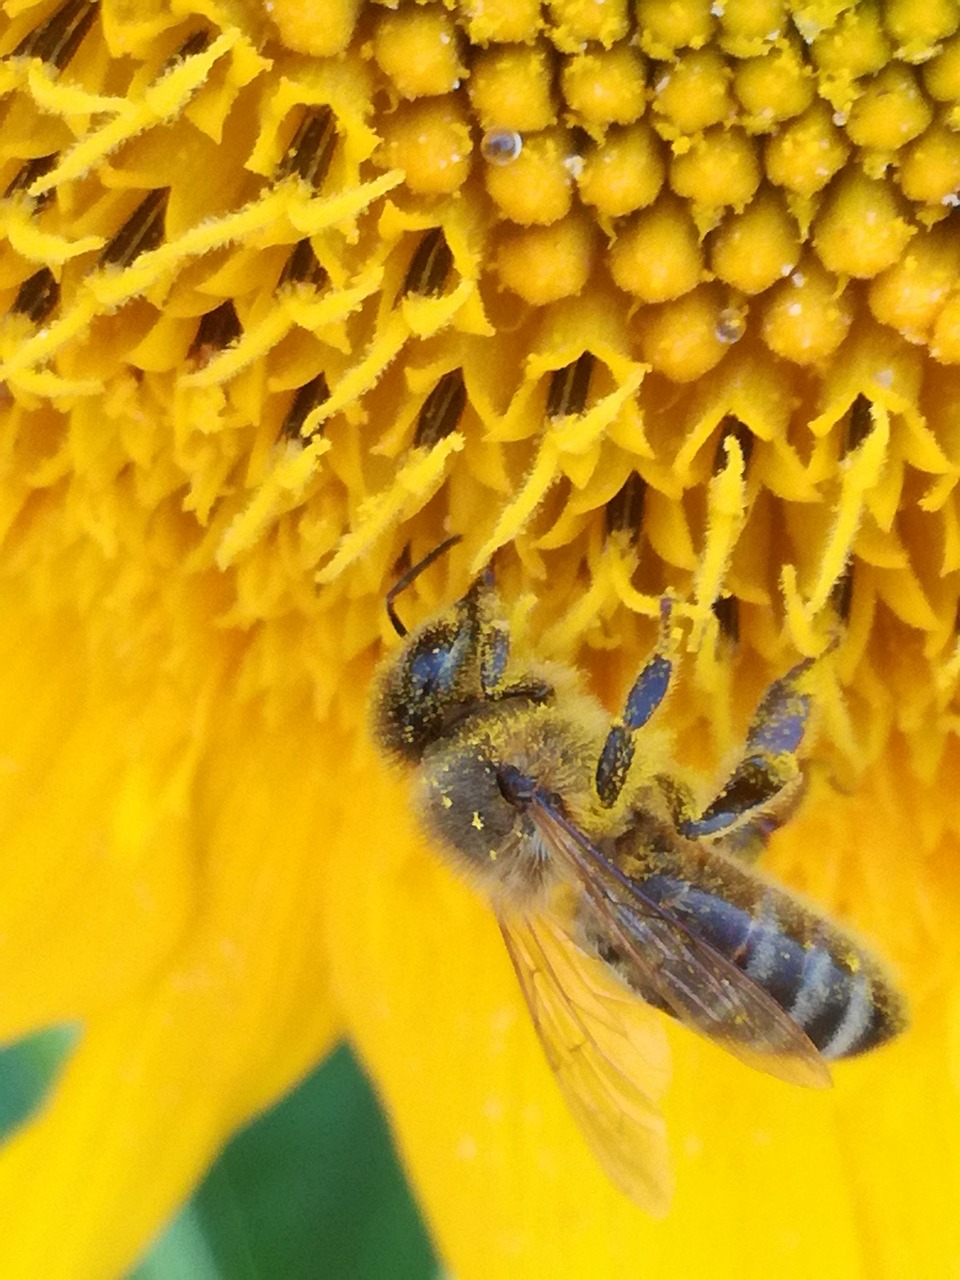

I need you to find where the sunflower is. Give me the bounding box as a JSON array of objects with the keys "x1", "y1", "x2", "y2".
[{"x1": 0, "y1": 0, "x2": 958, "y2": 1275}]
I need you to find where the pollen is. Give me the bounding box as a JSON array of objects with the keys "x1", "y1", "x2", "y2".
[
  {"x1": 636, "y1": 0, "x2": 715, "y2": 57},
  {"x1": 375, "y1": 97, "x2": 473, "y2": 195},
  {"x1": 709, "y1": 190, "x2": 800, "y2": 294},
  {"x1": 460, "y1": 0, "x2": 541, "y2": 43},
  {"x1": 547, "y1": 0, "x2": 631, "y2": 49},
  {"x1": 761, "y1": 260, "x2": 853, "y2": 363},
  {"x1": 496, "y1": 215, "x2": 595, "y2": 305},
  {"x1": 814, "y1": 170, "x2": 915, "y2": 278},
  {"x1": 2, "y1": 0, "x2": 960, "y2": 792},
  {"x1": 561, "y1": 46, "x2": 648, "y2": 132},
  {"x1": 470, "y1": 44, "x2": 556, "y2": 133},
  {"x1": 669, "y1": 127, "x2": 762, "y2": 212},
  {"x1": 764, "y1": 102, "x2": 850, "y2": 197},
  {"x1": 270, "y1": 0, "x2": 362, "y2": 55},
  {"x1": 846, "y1": 64, "x2": 933, "y2": 153},
  {"x1": 734, "y1": 45, "x2": 814, "y2": 130},
  {"x1": 372, "y1": 7, "x2": 464, "y2": 101},
  {"x1": 652, "y1": 49, "x2": 734, "y2": 135},
  {"x1": 640, "y1": 285, "x2": 732, "y2": 381},
  {"x1": 484, "y1": 128, "x2": 576, "y2": 225},
  {"x1": 577, "y1": 123, "x2": 665, "y2": 219},
  {"x1": 609, "y1": 198, "x2": 703, "y2": 302}
]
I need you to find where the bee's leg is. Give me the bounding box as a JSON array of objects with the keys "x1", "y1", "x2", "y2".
[
  {"x1": 679, "y1": 660, "x2": 813, "y2": 856},
  {"x1": 596, "y1": 601, "x2": 673, "y2": 808},
  {"x1": 467, "y1": 568, "x2": 552, "y2": 705}
]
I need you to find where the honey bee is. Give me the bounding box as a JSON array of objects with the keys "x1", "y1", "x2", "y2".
[{"x1": 372, "y1": 536, "x2": 907, "y2": 1214}]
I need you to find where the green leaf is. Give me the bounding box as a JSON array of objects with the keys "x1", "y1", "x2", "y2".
[
  {"x1": 133, "y1": 1042, "x2": 439, "y2": 1280},
  {"x1": 0, "y1": 1024, "x2": 76, "y2": 1140}
]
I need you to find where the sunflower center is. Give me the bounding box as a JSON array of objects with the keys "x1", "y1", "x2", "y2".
[{"x1": 1, "y1": 0, "x2": 959, "y2": 779}]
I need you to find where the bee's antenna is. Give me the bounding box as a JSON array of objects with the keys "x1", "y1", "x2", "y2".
[{"x1": 386, "y1": 534, "x2": 463, "y2": 637}]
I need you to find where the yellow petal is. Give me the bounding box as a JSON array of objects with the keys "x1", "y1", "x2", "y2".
[{"x1": 0, "y1": 594, "x2": 341, "y2": 1277}]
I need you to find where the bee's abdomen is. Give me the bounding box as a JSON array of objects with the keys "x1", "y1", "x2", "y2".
[{"x1": 640, "y1": 875, "x2": 900, "y2": 1059}]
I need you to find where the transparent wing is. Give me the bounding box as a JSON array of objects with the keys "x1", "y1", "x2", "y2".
[
  {"x1": 527, "y1": 797, "x2": 831, "y2": 1089},
  {"x1": 499, "y1": 912, "x2": 674, "y2": 1216}
]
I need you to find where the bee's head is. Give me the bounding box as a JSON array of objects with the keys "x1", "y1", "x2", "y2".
[
  {"x1": 373, "y1": 536, "x2": 480, "y2": 761},
  {"x1": 373, "y1": 608, "x2": 478, "y2": 760}
]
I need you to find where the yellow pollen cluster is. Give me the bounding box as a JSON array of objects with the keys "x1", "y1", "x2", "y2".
[{"x1": 1, "y1": 0, "x2": 960, "y2": 785}]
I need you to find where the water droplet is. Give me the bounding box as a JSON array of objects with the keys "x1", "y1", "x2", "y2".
[
  {"x1": 716, "y1": 307, "x2": 747, "y2": 344},
  {"x1": 480, "y1": 128, "x2": 523, "y2": 166}
]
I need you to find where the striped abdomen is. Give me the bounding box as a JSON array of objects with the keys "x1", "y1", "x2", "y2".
[{"x1": 632, "y1": 869, "x2": 903, "y2": 1060}]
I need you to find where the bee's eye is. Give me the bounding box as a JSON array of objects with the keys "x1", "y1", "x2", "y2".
[
  {"x1": 374, "y1": 620, "x2": 474, "y2": 761},
  {"x1": 496, "y1": 764, "x2": 535, "y2": 806},
  {"x1": 408, "y1": 641, "x2": 459, "y2": 700}
]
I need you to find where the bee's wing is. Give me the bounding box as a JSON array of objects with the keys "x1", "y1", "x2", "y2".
[
  {"x1": 528, "y1": 797, "x2": 831, "y2": 1089},
  {"x1": 499, "y1": 912, "x2": 675, "y2": 1216}
]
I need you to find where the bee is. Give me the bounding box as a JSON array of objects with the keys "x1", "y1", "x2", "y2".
[{"x1": 372, "y1": 536, "x2": 907, "y2": 1214}]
